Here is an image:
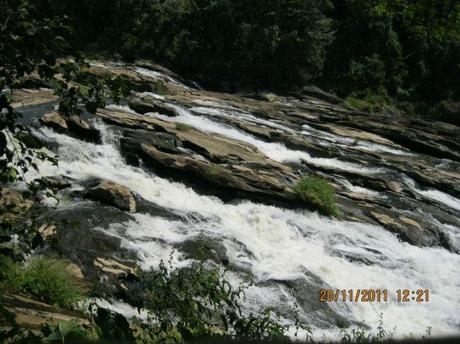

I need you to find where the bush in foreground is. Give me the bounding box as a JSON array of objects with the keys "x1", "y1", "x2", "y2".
[
  {"x1": 128, "y1": 261, "x2": 291, "y2": 342},
  {"x1": 294, "y1": 176, "x2": 339, "y2": 216}
]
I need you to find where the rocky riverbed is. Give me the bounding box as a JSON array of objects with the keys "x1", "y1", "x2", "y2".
[{"x1": 3, "y1": 60, "x2": 460, "y2": 339}]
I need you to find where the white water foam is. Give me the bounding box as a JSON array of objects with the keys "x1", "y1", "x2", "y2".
[
  {"x1": 405, "y1": 177, "x2": 460, "y2": 212},
  {"x1": 338, "y1": 179, "x2": 381, "y2": 198},
  {"x1": 190, "y1": 104, "x2": 294, "y2": 132},
  {"x1": 134, "y1": 67, "x2": 192, "y2": 89},
  {"x1": 301, "y1": 125, "x2": 412, "y2": 156}
]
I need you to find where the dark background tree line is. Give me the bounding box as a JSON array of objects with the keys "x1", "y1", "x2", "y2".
[{"x1": 33, "y1": 0, "x2": 460, "y2": 118}]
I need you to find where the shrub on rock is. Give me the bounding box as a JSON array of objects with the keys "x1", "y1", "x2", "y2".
[{"x1": 294, "y1": 176, "x2": 339, "y2": 216}]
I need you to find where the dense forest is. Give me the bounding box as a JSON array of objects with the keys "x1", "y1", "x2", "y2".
[{"x1": 34, "y1": 0, "x2": 460, "y2": 118}]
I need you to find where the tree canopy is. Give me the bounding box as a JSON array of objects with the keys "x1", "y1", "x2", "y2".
[{"x1": 3, "y1": 0, "x2": 460, "y2": 111}]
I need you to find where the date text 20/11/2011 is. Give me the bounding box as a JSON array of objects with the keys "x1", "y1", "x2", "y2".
[{"x1": 319, "y1": 289, "x2": 430, "y2": 303}]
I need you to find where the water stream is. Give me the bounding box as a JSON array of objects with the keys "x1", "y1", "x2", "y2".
[{"x1": 31, "y1": 118, "x2": 460, "y2": 340}]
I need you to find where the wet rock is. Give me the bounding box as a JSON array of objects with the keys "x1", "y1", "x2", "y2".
[
  {"x1": 47, "y1": 201, "x2": 133, "y2": 241},
  {"x1": 35, "y1": 175, "x2": 73, "y2": 190},
  {"x1": 67, "y1": 115, "x2": 102, "y2": 143},
  {"x1": 89, "y1": 67, "x2": 460, "y2": 251},
  {"x1": 139, "y1": 143, "x2": 296, "y2": 204},
  {"x1": 84, "y1": 180, "x2": 136, "y2": 212},
  {"x1": 250, "y1": 92, "x2": 280, "y2": 102},
  {"x1": 97, "y1": 108, "x2": 298, "y2": 206},
  {"x1": 135, "y1": 194, "x2": 182, "y2": 220},
  {"x1": 235, "y1": 122, "x2": 278, "y2": 140},
  {"x1": 40, "y1": 112, "x2": 68, "y2": 132},
  {"x1": 329, "y1": 112, "x2": 460, "y2": 161},
  {"x1": 40, "y1": 112, "x2": 101, "y2": 143},
  {"x1": 128, "y1": 96, "x2": 179, "y2": 117},
  {"x1": 368, "y1": 210, "x2": 445, "y2": 248},
  {"x1": 262, "y1": 273, "x2": 355, "y2": 329},
  {"x1": 178, "y1": 236, "x2": 229, "y2": 266},
  {"x1": 54, "y1": 222, "x2": 123, "y2": 258},
  {"x1": 121, "y1": 129, "x2": 180, "y2": 156},
  {"x1": 39, "y1": 201, "x2": 137, "y2": 295}
]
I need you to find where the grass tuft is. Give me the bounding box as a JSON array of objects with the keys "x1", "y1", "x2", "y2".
[
  {"x1": 294, "y1": 176, "x2": 339, "y2": 216},
  {"x1": 175, "y1": 122, "x2": 192, "y2": 131},
  {"x1": 0, "y1": 256, "x2": 85, "y2": 309}
]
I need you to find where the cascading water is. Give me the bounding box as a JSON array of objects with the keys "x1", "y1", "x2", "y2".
[
  {"x1": 13, "y1": 61, "x2": 457, "y2": 340},
  {"x1": 31, "y1": 116, "x2": 460, "y2": 340}
]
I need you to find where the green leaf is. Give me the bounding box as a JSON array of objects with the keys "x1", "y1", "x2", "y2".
[{"x1": 8, "y1": 167, "x2": 17, "y2": 181}]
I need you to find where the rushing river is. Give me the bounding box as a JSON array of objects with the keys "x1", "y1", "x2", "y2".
[{"x1": 20, "y1": 65, "x2": 460, "y2": 340}]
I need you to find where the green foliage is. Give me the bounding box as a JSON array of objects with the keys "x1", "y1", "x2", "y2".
[
  {"x1": 294, "y1": 176, "x2": 339, "y2": 216},
  {"x1": 154, "y1": 80, "x2": 168, "y2": 96},
  {"x1": 4, "y1": 0, "x2": 456, "y2": 115},
  {"x1": 41, "y1": 0, "x2": 334, "y2": 90},
  {"x1": 90, "y1": 305, "x2": 136, "y2": 343},
  {"x1": 0, "y1": 255, "x2": 24, "y2": 290},
  {"x1": 35, "y1": 0, "x2": 459, "y2": 115},
  {"x1": 175, "y1": 123, "x2": 192, "y2": 131},
  {"x1": 128, "y1": 260, "x2": 290, "y2": 342},
  {"x1": 203, "y1": 165, "x2": 223, "y2": 180},
  {"x1": 344, "y1": 92, "x2": 400, "y2": 115},
  {"x1": 42, "y1": 320, "x2": 88, "y2": 342},
  {"x1": 0, "y1": 0, "x2": 64, "y2": 188},
  {"x1": 0, "y1": 256, "x2": 85, "y2": 309},
  {"x1": 0, "y1": 0, "x2": 131, "y2": 191},
  {"x1": 340, "y1": 314, "x2": 395, "y2": 343},
  {"x1": 322, "y1": 0, "x2": 460, "y2": 114}
]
